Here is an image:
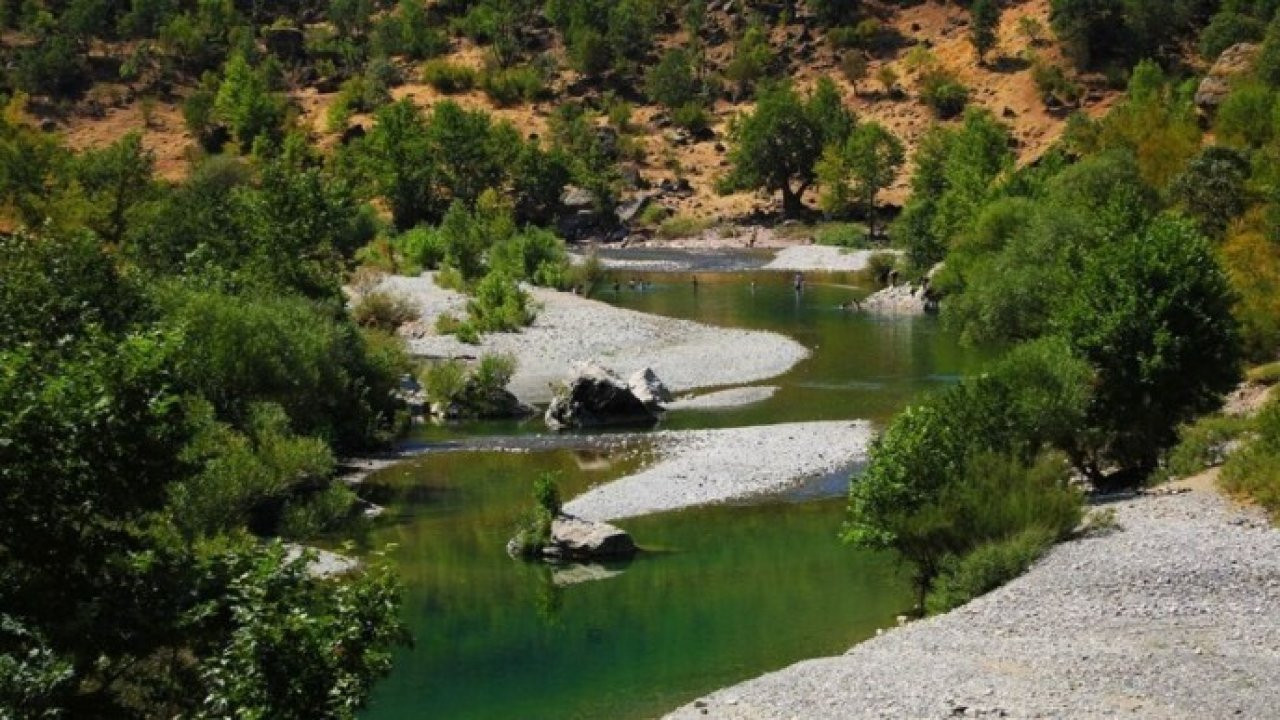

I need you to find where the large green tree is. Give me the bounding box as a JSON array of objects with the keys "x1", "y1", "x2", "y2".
[
  {"x1": 722, "y1": 79, "x2": 853, "y2": 217},
  {"x1": 1053, "y1": 215, "x2": 1241, "y2": 483}
]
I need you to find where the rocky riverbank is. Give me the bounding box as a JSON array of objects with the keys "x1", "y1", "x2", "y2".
[
  {"x1": 667, "y1": 476, "x2": 1280, "y2": 719},
  {"x1": 563, "y1": 421, "x2": 874, "y2": 521},
  {"x1": 380, "y1": 274, "x2": 809, "y2": 404}
]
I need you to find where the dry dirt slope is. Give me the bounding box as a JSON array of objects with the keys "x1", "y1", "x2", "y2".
[{"x1": 54, "y1": 0, "x2": 1117, "y2": 219}]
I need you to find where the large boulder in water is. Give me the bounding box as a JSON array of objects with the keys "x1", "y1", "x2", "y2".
[
  {"x1": 1196, "y1": 43, "x2": 1260, "y2": 114},
  {"x1": 628, "y1": 367, "x2": 672, "y2": 410},
  {"x1": 545, "y1": 361, "x2": 658, "y2": 430},
  {"x1": 548, "y1": 515, "x2": 636, "y2": 560}
]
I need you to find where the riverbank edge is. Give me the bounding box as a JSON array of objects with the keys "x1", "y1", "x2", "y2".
[{"x1": 663, "y1": 478, "x2": 1280, "y2": 719}]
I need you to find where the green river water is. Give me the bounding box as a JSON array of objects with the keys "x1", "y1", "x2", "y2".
[{"x1": 359, "y1": 271, "x2": 992, "y2": 720}]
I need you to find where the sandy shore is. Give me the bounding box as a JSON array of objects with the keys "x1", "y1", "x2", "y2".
[
  {"x1": 763, "y1": 247, "x2": 897, "y2": 273},
  {"x1": 380, "y1": 275, "x2": 809, "y2": 404},
  {"x1": 665, "y1": 386, "x2": 778, "y2": 411},
  {"x1": 666, "y1": 477, "x2": 1280, "y2": 719},
  {"x1": 563, "y1": 421, "x2": 873, "y2": 521}
]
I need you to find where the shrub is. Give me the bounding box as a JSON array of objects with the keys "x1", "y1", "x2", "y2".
[
  {"x1": 658, "y1": 214, "x2": 713, "y2": 239},
  {"x1": 466, "y1": 271, "x2": 534, "y2": 332},
  {"x1": 815, "y1": 223, "x2": 869, "y2": 248},
  {"x1": 422, "y1": 360, "x2": 468, "y2": 405},
  {"x1": 564, "y1": 250, "x2": 608, "y2": 297},
  {"x1": 1220, "y1": 400, "x2": 1280, "y2": 516},
  {"x1": 844, "y1": 338, "x2": 1091, "y2": 608},
  {"x1": 1247, "y1": 362, "x2": 1280, "y2": 386},
  {"x1": 510, "y1": 472, "x2": 563, "y2": 557},
  {"x1": 352, "y1": 290, "x2": 419, "y2": 331},
  {"x1": 646, "y1": 47, "x2": 701, "y2": 108},
  {"x1": 920, "y1": 69, "x2": 970, "y2": 119},
  {"x1": 1163, "y1": 414, "x2": 1253, "y2": 480},
  {"x1": 671, "y1": 102, "x2": 711, "y2": 132},
  {"x1": 1199, "y1": 11, "x2": 1265, "y2": 61},
  {"x1": 278, "y1": 483, "x2": 359, "y2": 538},
  {"x1": 927, "y1": 526, "x2": 1055, "y2": 614},
  {"x1": 866, "y1": 251, "x2": 898, "y2": 285},
  {"x1": 1031, "y1": 58, "x2": 1083, "y2": 105},
  {"x1": 480, "y1": 65, "x2": 546, "y2": 106},
  {"x1": 635, "y1": 202, "x2": 669, "y2": 226},
  {"x1": 422, "y1": 59, "x2": 477, "y2": 93},
  {"x1": 395, "y1": 226, "x2": 447, "y2": 272}
]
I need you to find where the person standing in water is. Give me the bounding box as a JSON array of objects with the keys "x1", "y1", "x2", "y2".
[{"x1": 793, "y1": 272, "x2": 804, "y2": 292}]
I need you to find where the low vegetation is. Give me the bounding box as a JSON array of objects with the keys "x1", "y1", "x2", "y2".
[{"x1": 510, "y1": 473, "x2": 564, "y2": 558}]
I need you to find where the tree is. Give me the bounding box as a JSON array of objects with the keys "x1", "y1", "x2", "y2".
[
  {"x1": 359, "y1": 99, "x2": 437, "y2": 229},
  {"x1": 1169, "y1": 146, "x2": 1251, "y2": 239},
  {"x1": 214, "y1": 53, "x2": 285, "y2": 149},
  {"x1": 72, "y1": 132, "x2": 157, "y2": 245},
  {"x1": 970, "y1": 0, "x2": 1000, "y2": 64},
  {"x1": 817, "y1": 121, "x2": 904, "y2": 236},
  {"x1": 840, "y1": 53, "x2": 868, "y2": 93},
  {"x1": 721, "y1": 80, "x2": 853, "y2": 217},
  {"x1": 844, "y1": 337, "x2": 1089, "y2": 608},
  {"x1": 645, "y1": 47, "x2": 700, "y2": 109},
  {"x1": 1052, "y1": 216, "x2": 1241, "y2": 484},
  {"x1": 876, "y1": 64, "x2": 899, "y2": 96}
]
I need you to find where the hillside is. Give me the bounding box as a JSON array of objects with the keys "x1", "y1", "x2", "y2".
[{"x1": 38, "y1": 0, "x2": 1117, "y2": 224}]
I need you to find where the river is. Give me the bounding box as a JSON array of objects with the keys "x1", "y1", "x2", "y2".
[{"x1": 357, "y1": 268, "x2": 990, "y2": 719}]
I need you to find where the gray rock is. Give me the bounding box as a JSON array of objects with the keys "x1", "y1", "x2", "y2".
[
  {"x1": 545, "y1": 361, "x2": 658, "y2": 430},
  {"x1": 1196, "y1": 43, "x2": 1260, "y2": 113},
  {"x1": 549, "y1": 514, "x2": 637, "y2": 559},
  {"x1": 561, "y1": 185, "x2": 597, "y2": 210},
  {"x1": 628, "y1": 367, "x2": 672, "y2": 410}
]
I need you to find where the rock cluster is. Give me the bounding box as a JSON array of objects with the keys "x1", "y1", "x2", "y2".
[
  {"x1": 1195, "y1": 43, "x2": 1260, "y2": 114},
  {"x1": 544, "y1": 361, "x2": 669, "y2": 430}
]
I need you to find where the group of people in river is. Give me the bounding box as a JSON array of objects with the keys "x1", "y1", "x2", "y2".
[{"x1": 605, "y1": 271, "x2": 878, "y2": 313}]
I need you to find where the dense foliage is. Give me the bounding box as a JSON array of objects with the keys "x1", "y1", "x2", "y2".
[{"x1": 0, "y1": 111, "x2": 412, "y2": 716}]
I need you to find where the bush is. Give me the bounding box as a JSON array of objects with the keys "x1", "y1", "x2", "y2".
[
  {"x1": 646, "y1": 47, "x2": 701, "y2": 108},
  {"x1": 1163, "y1": 414, "x2": 1253, "y2": 480},
  {"x1": 671, "y1": 102, "x2": 711, "y2": 132},
  {"x1": 815, "y1": 223, "x2": 869, "y2": 248},
  {"x1": 510, "y1": 472, "x2": 563, "y2": 557},
  {"x1": 278, "y1": 483, "x2": 359, "y2": 539},
  {"x1": 927, "y1": 526, "x2": 1055, "y2": 614},
  {"x1": 1199, "y1": 11, "x2": 1266, "y2": 61},
  {"x1": 1031, "y1": 58, "x2": 1083, "y2": 105},
  {"x1": 563, "y1": 250, "x2": 608, "y2": 297},
  {"x1": 480, "y1": 65, "x2": 546, "y2": 106},
  {"x1": 866, "y1": 251, "x2": 898, "y2": 286},
  {"x1": 158, "y1": 286, "x2": 409, "y2": 452},
  {"x1": 1220, "y1": 400, "x2": 1280, "y2": 516},
  {"x1": 844, "y1": 338, "x2": 1091, "y2": 608},
  {"x1": 466, "y1": 271, "x2": 535, "y2": 332},
  {"x1": 1247, "y1": 362, "x2": 1280, "y2": 386},
  {"x1": 421, "y1": 59, "x2": 477, "y2": 93},
  {"x1": 395, "y1": 226, "x2": 447, "y2": 272},
  {"x1": 351, "y1": 290, "x2": 419, "y2": 332},
  {"x1": 422, "y1": 360, "x2": 468, "y2": 405},
  {"x1": 920, "y1": 69, "x2": 970, "y2": 119},
  {"x1": 658, "y1": 214, "x2": 712, "y2": 239}
]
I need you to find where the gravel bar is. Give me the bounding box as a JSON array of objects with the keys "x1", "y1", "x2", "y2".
[
  {"x1": 666, "y1": 479, "x2": 1280, "y2": 719},
  {"x1": 380, "y1": 275, "x2": 809, "y2": 404},
  {"x1": 563, "y1": 421, "x2": 873, "y2": 521},
  {"x1": 763, "y1": 247, "x2": 899, "y2": 273}
]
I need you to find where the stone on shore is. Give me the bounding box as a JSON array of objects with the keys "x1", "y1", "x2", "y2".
[
  {"x1": 545, "y1": 360, "x2": 658, "y2": 430},
  {"x1": 628, "y1": 367, "x2": 672, "y2": 410},
  {"x1": 548, "y1": 515, "x2": 637, "y2": 559}
]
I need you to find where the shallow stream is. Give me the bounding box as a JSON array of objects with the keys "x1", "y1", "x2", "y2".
[{"x1": 359, "y1": 267, "x2": 991, "y2": 719}]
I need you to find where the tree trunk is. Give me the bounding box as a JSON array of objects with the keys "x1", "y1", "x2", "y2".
[{"x1": 780, "y1": 183, "x2": 804, "y2": 218}]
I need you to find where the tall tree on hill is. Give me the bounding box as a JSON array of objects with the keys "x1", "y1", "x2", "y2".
[
  {"x1": 721, "y1": 78, "x2": 854, "y2": 217},
  {"x1": 970, "y1": 0, "x2": 1000, "y2": 65}
]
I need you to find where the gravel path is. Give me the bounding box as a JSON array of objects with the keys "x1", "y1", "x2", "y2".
[
  {"x1": 379, "y1": 275, "x2": 808, "y2": 404},
  {"x1": 666, "y1": 477, "x2": 1280, "y2": 719},
  {"x1": 563, "y1": 421, "x2": 873, "y2": 521},
  {"x1": 763, "y1": 247, "x2": 898, "y2": 273}
]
